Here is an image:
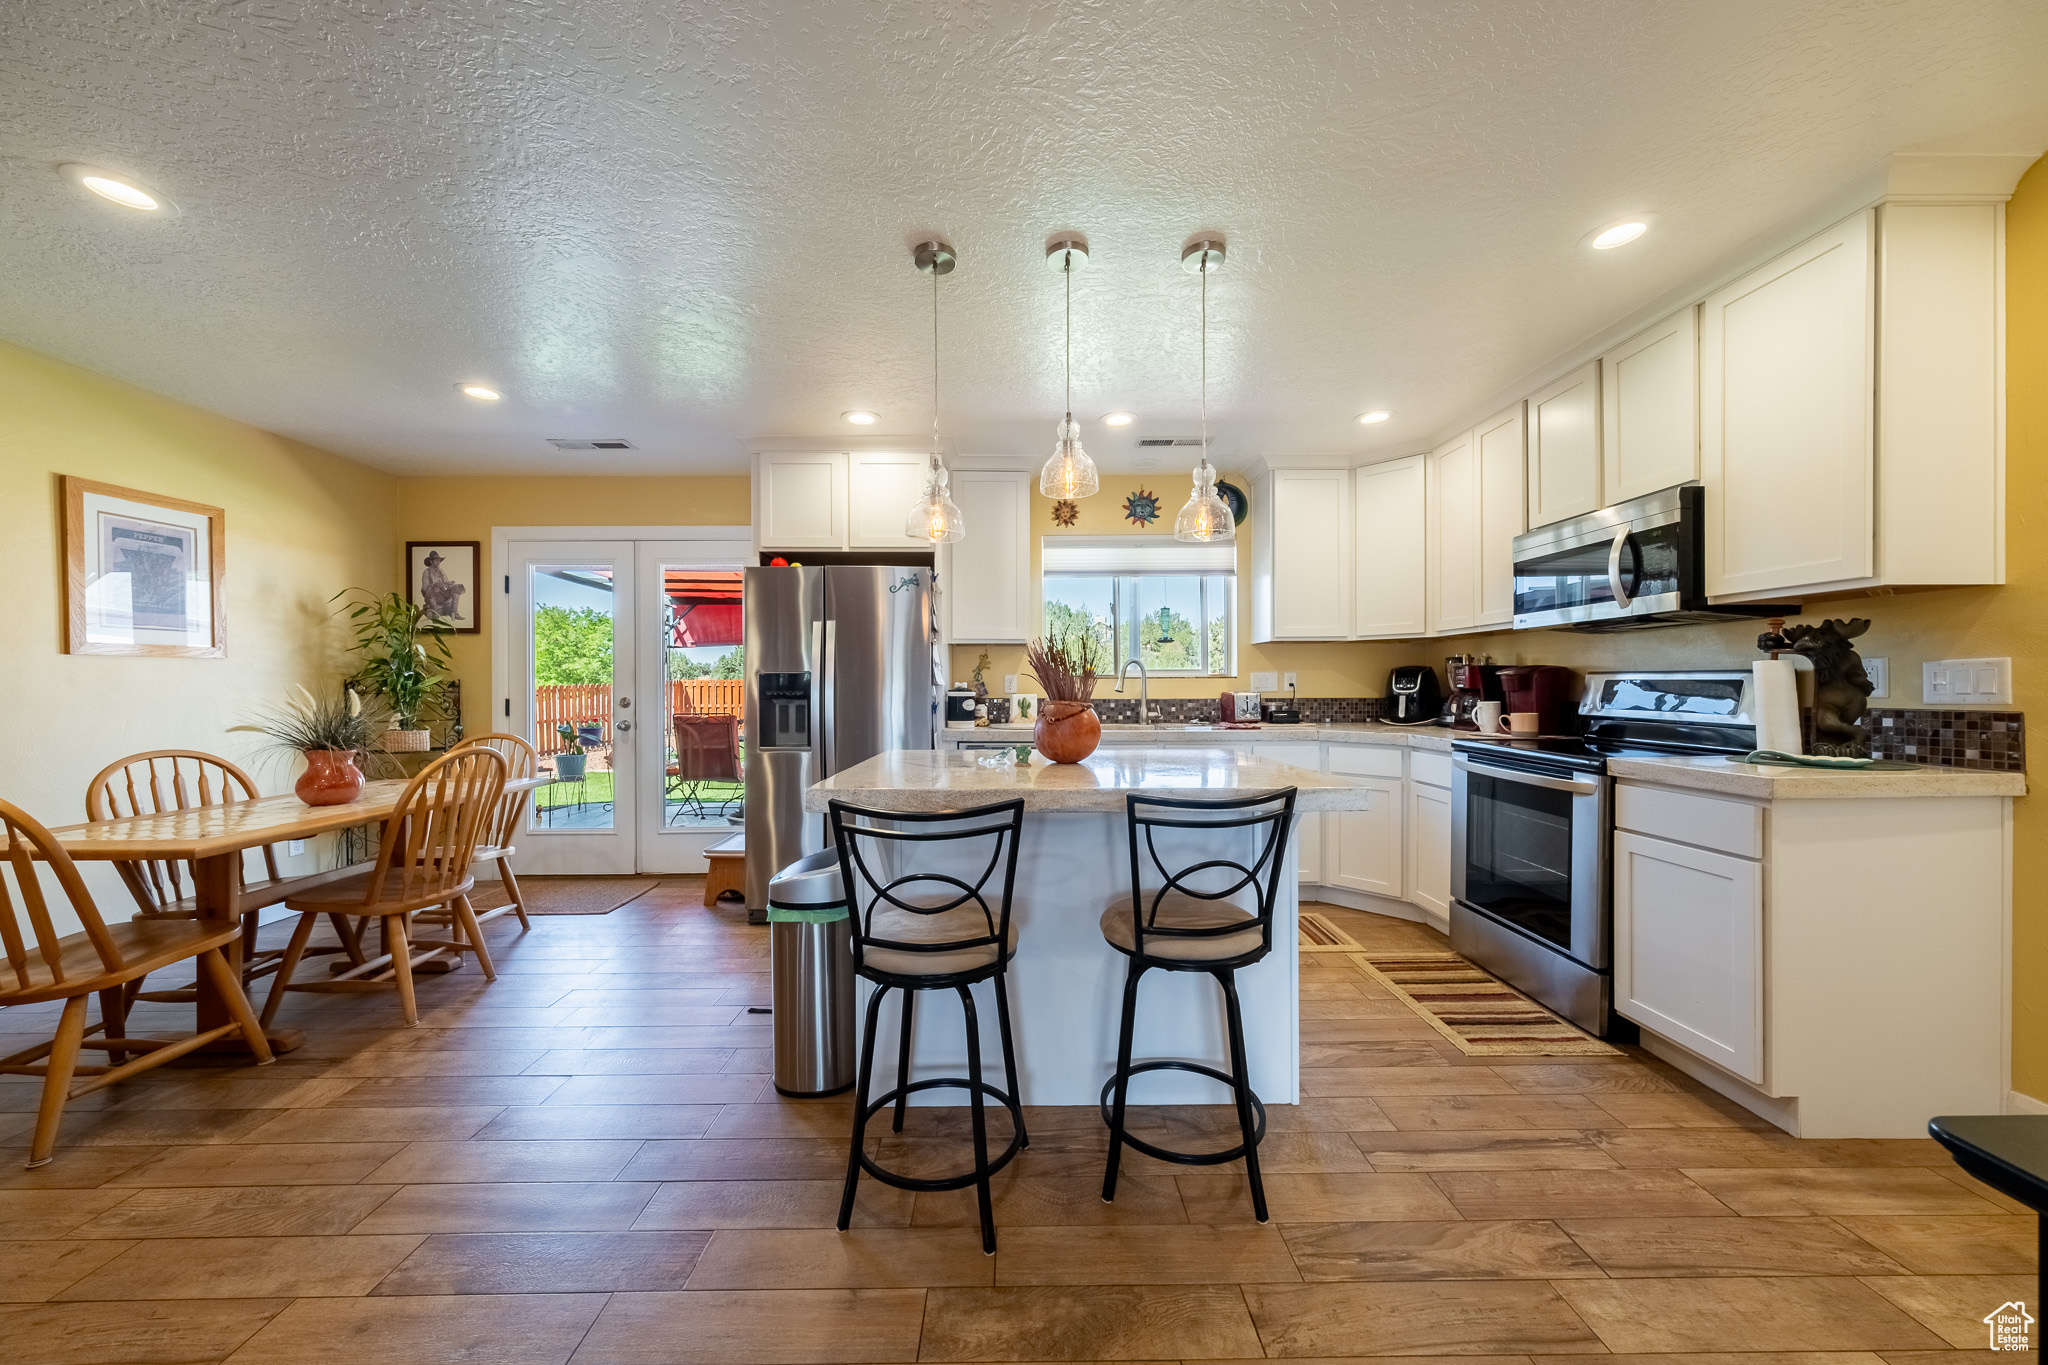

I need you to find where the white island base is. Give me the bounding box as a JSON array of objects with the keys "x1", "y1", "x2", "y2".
[{"x1": 804, "y1": 748, "x2": 1373, "y2": 1107}]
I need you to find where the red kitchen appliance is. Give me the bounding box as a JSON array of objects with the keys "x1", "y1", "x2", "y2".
[
  {"x1": 1444, "y1": 657, "x2": 1504, "y2": 730},
  {"x1": 1498, "y1": 665, "x2": 1580, "y2": 735}
]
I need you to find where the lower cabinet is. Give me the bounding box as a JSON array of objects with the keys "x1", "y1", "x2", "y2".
[
  {"x1": 1254, "y1": 743, "x2": 1324, "y2": 884},
  {"x1": 1406, "y1": 779, "x2": 1453, "y2": 919},
  {"x1": 1612, "y1": 829, "x2": 1764, "y2": 1084},
  {"x1": 1325, "y1": 778, "x2": 1404, "y2": 898}
]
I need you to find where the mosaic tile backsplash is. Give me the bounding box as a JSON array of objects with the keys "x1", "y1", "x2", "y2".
[{"x1": 982, "y1": 696, "x2": 2025, "y2": 773}]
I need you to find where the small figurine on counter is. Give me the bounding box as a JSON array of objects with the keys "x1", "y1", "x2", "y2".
[
  {"x1": 1783, "y1": 617, "x2": 1876, "y2": 756},
  {"x1": 971, "y1": 651, "x2": 993, "y2": 710}
]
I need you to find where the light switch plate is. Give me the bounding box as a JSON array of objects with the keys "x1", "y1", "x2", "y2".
[
  {"x1": 1250, "y1": 671, "x2": 1279, "y2": 692},
  {"x1": 1922, "y1": 657, "x2": 2011, "y2": 706},
  {"x1": 1863, "y1": 657, "x2": 1888, "y2": 699}
]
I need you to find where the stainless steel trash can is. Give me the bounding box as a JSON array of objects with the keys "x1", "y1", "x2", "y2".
[{"x1": 767, "y1": 848, "x2": 854, "y2": 1097}]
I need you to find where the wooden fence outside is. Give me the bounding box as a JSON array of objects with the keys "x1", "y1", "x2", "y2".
[{"x1": 532, "y1": 680, "x2": 744, "y2": 758}]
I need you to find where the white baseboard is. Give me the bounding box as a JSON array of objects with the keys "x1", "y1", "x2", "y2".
[
  {"x1": 2006, "y1": 1089, "x2": 2048, "y2": 1115},
  {"x1": 1639, "y1": 1031, "x2": 1801, "y2": 1135},
  {"x1": 1303, "y1": 884, "x2": 1449, "y2": 935}
]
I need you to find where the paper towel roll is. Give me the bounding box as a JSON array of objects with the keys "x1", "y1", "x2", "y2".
[{"x1": 1753, "y1": 658, "x2": 1802, "y2": 755}]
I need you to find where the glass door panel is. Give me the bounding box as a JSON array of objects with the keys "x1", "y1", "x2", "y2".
[
  {"x1": 636, "y1": 541, "x2": 752, "y2": 874},
  {"x1": 507, "y1": 540, "x2": 635, "y2": 874}
]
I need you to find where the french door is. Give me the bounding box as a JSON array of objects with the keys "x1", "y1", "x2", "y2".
[{"x1": 499, "y1": 533, "x2": 750, "y2": 875}]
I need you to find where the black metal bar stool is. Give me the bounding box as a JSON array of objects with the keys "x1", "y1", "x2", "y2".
[
  {"x1": 1099, "y1": 788, "x2": 1296, "y2": 1223},
  {"x1": 829, "y1": 797, "x2": 1028, "y2": 1255}
]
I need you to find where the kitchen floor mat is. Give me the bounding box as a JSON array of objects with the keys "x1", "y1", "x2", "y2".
[
  {"x1": 1349, "y1": 950, "x2": 1619, "y2": 1056},
  {"x1": 519, "y1": 876, "x2": 665, "y2": 915}
]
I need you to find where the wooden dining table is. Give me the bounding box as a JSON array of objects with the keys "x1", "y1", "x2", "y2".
[{"x1": 44, "y1": 774, "x2": 551, "y2": 1054}]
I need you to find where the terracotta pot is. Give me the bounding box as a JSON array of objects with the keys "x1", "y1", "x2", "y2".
[
  {"x1": 1034, "y1": 700, "x2": 1102, "y2": 764},
  {"x1": 296, "y1": 749, "x2": 365, "y2": 806}
]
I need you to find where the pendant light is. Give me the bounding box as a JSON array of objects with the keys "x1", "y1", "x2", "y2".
[
  {"x1": 1039, "y1": 236, "x2": 1100, "y2": 499},
  {"x1": 906, "y1": 239, "x2": 965, "y2": 543},
  {"x1": 1175, "y1": 235, "x2": 1235, "y2": 543}
]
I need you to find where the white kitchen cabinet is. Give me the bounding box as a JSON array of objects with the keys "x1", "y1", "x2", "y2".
[
  {"x1": 847, "y1": 451, "x2": 935, "y2": 549},
  {"x1": 1326, "y1": 778, "x2": 1404, "y2": 899},
  {"x1": 1426, "y1": 433, "x2": 1477, "y2": 635},
  {"x1": 1254, "y1": 743, "x2": 1325, "y2": 884},
  {"x1": 1405, "y1": 778, "x2": 1452, "y2": 920},
  {"x1": 1701, "y1": 213, "x2": 1874, "y2": 598},
  {"x1": 1352, "y1": 455, "x2": 1428, "y2": 638},
  {"x1": 1601, "y1": 307, "x2": 1699, "y2": 505},
  {"x1": 1251, "y1": 469, "x2": 1353, "y2": 642},
  {"x1": 755, "y1": 452, "x2": 848, "y2": 550},
  {"x1": 1526, "y1": 361, "x2": 1602, "y2": 528},
  {"x1": 1612, "y1": 828, "x2": 1765, "y2": 1085},
  {"x1": 943, "y1": 471, "x2": 1031, "y2": 643},
  {"x1": 1473, "y1": 403, "x2": 1526, "y2": 628}
]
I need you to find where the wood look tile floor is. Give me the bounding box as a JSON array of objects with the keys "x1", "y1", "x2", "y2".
[{"x1": 0, "y1": 891, "x2": 2030, "y2": 1364}]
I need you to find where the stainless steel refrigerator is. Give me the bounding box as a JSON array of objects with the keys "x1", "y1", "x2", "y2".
[{"x1": 744, "y1": 566, "x2": 936, "y2": 915}]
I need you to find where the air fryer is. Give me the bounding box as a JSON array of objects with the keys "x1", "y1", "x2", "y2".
[{"x1": 1384, "y1": 666, "x2": 1443, "y2": 725}]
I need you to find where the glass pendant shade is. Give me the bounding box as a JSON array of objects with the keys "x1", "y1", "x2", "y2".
[
  {"x1": 1039, "y1": 416, "x2": 1100, "y2": 498},
  {"x1": 1174, "y1": 456, "x2": 1235, "y2": 543},
  {"x1": 909, "y1": 459, "x2": 966, "y2": 543}
]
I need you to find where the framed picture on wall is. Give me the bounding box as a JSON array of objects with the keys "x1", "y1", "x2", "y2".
[
  {"x1": 62, "y1": 476, "x2": 227, "y2": 658},
  {"x1": 407, "y1": 540, "x2": 482, "y2": 634}
]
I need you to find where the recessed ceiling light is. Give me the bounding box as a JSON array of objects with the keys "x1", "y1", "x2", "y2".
[
  {"x1": 58, "y1": 163, "x2": 170, "y2": 213},
  {"x1": 1357, "y1": 410, "x2": 1391, "y2": 425},
  {"x1": 843, "y1": 410, "x2": 878, "y2": 426},
  {"x1": 1583, "y1": 214, "x2": 1661, "y2": 251},
  {"x1": 458, "y1": 384, "x2": 502, "y2": 401},
  {"x1": 1103, "y1": 412, "x2": 1135, "y2": 427}
]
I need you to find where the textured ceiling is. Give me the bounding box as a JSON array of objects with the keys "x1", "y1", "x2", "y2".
[{"x1": 3, "y1": 1, "x2": 2046, "y2": 476}]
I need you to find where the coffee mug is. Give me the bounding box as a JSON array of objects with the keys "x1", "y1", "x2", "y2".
[
  {"x1": 1473, "y1": 701, "x2": 1504, "y2": 732},
  {"x1": 1505, "y1": 711, "x2": 1541, "y2": 735}
]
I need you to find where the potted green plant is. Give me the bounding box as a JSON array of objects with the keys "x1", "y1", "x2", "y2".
[
  {"x1": 554, "y1": 723, "x2": 589, "y2": 781},
  {"x1": 333, "y1": 588, "x2": 454, "y2": 752},
  {"x1": 230, "y1": 685, "x2": 390, "y2": 805}
]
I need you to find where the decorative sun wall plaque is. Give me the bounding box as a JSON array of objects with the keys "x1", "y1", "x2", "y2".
[
  {"x1": 62, "y1": 476, "x2": 226, "y2": 658},
  {"x1": 1121, "y1": 488, "x2": 1161, "y2": 526},
  {"x1": 1051, "y1": 499, "x2": 1079, "y2": 527}
]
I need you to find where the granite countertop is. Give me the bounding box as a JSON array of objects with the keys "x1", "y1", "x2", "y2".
[
  {"x1": 941, "y1": 720, "x2": 1456, "y2": 751},
  {"x1": 1609, "y1": 754, "x2": 2026, "y2": 800},
  {"x1": 805, "y1": 747, "x2": 1373, "y2": 814}
]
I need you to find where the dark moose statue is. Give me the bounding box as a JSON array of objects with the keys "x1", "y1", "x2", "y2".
[{"x1": 1777, "y1": 617, "x2": 1876, "y2": 756}]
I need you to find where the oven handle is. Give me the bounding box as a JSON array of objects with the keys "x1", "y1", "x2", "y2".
[
  {"x1": 1454, "y1": 753, "x2": 1604, "y2": 795},
  {"x1": 1606, "y1": 527, "x2": 1635, "y2": 609}
]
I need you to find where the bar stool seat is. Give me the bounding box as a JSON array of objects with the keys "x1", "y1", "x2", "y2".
[
  {"x1": 830, "y1": 797, "x2": 1029, "y2": 1256},
  {"x1": 1099, "y1": 788, "x2": 1297, "y2": 1225}
]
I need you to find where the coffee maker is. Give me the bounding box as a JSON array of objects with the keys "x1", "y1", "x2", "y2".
[
  {"x1": 1498, "y1": 664, "x2": 1580, "y2": 735},
  {"x1": 1443, "y1": 655, "x2": 1505, "y2": 730},
  {"x1": 1384, "y1": 666, "x2": 1443, "y2": 725}
]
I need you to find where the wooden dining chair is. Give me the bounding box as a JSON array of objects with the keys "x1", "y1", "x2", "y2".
[
  {"x1": 443, "y1": 733, "x2": 538, "y2": 931},
  {"x1": 85, "y1": 750, "x2": 371, "y2": 1007},
  {"x1": 0, "y1": 798, "x2": 274, "y2": 1167},
  {"x1": 261, "y1": 745, "x2": 507, "y2": 1028}
]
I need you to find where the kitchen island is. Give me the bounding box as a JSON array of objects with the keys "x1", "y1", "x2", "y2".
[{"x1": 804, "y1": 748, "x2": 1372, "y2": 1106}]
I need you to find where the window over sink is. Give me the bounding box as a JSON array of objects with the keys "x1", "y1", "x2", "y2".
[{"x1": 1041, "y1": 537, "x2": 1236, "y2": 677}]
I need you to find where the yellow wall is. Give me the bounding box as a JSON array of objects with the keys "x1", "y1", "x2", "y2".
[
  {"x1": 392, "y1": 476, "x2": 753, "y2": 737},
  {"x1": 0, "y1": 339, "x2": 398, "y2": 923}
]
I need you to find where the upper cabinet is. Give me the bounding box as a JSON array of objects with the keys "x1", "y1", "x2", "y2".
[
  {"x1": 1602, "y1": 307, "x2": 1700, "y2": 504},
  {"x1": 1251, "y1": 468, "x2": 1353, "y2": 642},
  {"x1": 1526, "y1": 361, "x2": 1602, "y2": 527},
  {"x1": 944, "y1": 471, "x2": 1032, "y2": 643},
  {"x1": 1352, "y1": 456, "x2": 1428, "y2": 639},
  {"x1": 847, "y1": 451, "x2": 936, "y2": 549},
  {"x1": 1426, "y1": 432, "x2": 1478, "y2": 635},
  {"x1": 1472, "y1": 403, "x2": 1526, "y2": 628},
  {"x1": 755, "y1": 452, "x2": 848, "y2": 549},
  {"x1": 1703, "y1": 203, "x2": 2005, "y2": 600}
]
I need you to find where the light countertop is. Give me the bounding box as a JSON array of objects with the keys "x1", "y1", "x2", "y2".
[
  {"x1": 805, "y1": 747, "x2": 1373, "y2": 814},
  {"x1": 1608, "y1": 754, "x2": 2026, "y2": 800},
  {"x1": 942, "y1": 720, "x2": 1456, "y2": 752}
]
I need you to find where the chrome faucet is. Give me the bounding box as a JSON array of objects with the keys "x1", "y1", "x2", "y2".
[{"x1": 1115, "y1": 659, "x2": 1153, "y2": 726}]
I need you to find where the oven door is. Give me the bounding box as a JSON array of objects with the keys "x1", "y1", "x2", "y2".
[{"x1": 1451, "y1": 753, "x2": 1609, "y2": 969}]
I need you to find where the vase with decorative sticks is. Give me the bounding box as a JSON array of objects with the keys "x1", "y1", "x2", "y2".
[{"x1": 1025, "y1": 629, "x2": 1104, "y2": 763}]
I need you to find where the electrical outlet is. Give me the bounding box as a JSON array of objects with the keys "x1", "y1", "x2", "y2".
[
  {"x1": 1923, "y1": 656, "x2": 2012, "y2": 706},
  {"x1": 287, "y1": 839, "x2": 306, "y2": 857},
  {"x1": 1250, "y1": 671, "x2": 1278, "y2": 692},
  {"x1": 1863, "y1": 657, "x2": 1888, "y2": 699},
  {"x1": 1282, "y1": 672, "x2": 1298, "y2": 691},
  {"x1": 1004, "y1": 674, "x2": 1017, "y2": 694}
]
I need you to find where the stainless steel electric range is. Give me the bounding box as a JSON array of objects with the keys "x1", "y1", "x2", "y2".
[{"x1": 1449, "y1": 669, "x2": 1763, "y2": 1035}]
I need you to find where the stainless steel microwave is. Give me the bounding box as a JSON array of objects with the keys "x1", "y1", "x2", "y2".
[{"x1": 1510, "y1": 484, "x2": 1798, "y2": 632}]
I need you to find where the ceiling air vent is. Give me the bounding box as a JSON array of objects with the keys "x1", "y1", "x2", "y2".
[
  {"x1": 1136, "y1": 437, "x2": 1206, "y2": 447},
  {"x1": 547, "y1": 437, "x2": 635, "y2": 451}
]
